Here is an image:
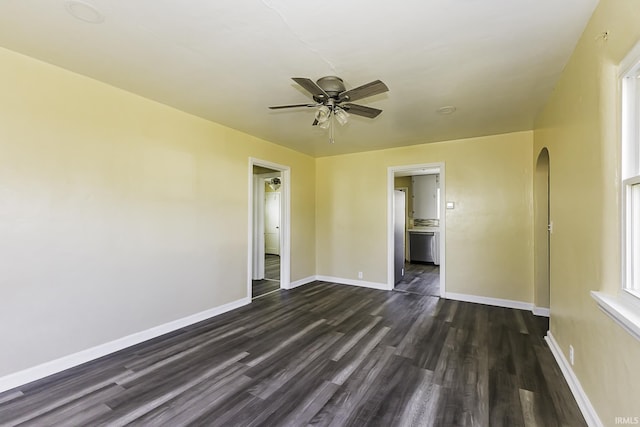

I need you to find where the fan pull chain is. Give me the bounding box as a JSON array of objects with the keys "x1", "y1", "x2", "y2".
[{"x1": 329, "y1": 111, "x2": 335, "y2": 144}]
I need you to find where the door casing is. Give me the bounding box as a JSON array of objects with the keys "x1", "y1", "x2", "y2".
[{"x1": 248, "y1": 158, "x2": 291, "y2": 297}]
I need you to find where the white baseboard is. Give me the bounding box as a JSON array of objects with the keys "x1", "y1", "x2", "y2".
[
  {"x1": 0, "y1": 297, "x2": 251, "y2": 394},
  {"x1": 316, "y1": 275, "x2": 390, "y2": 291},
  {"x1": 533, "y1": 306, "x2": 550, "y2": 317},
  {"x1": 445, "y1": 291, "x2": 533, "y2": 311},
  {"x1": 445, "y1": 292, "x2": 550, "y2": 318},
  {"x1": 545, "y1": 331, "x2": 602, "y2": 427},
  {"x1": 286, "y1": 276, "x2": 316, "y2": 290}
]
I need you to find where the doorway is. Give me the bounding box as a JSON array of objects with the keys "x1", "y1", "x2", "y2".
[
  {"x1": 249, "y1": 159, "x2": 291, "y2": 299},
  {"x1": 534, "y1": 148, "x2": 550, "y2": 315},
  {"x1": 387, "y1": 163, "x2": 446, "y2": 297}
]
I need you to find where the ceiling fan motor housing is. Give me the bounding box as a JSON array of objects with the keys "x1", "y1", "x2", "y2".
[{"x1": 316, "y1": 76, "x2": 346, "y2": 98}]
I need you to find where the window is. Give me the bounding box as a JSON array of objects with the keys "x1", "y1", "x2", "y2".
[
  {"x1": 622, "y1": 45, "x2": 640, "y2": 300},
  {"x1": 592, "y1": 41, "x2": 640, "y2": 341}
]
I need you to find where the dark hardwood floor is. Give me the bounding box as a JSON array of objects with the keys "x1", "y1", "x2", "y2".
[
  {"x1": 264, "y1": 254, "x2": 280, "y2": 281},
  {"x1": 395, "y1": 262, "x2": 440, "y2": 296},
  {"x1": 251, "y1": 279, "x2": 280, "y2": 298},
  {"x1": 0, "y1": 282, "x2": 586, "y2": 427},
  {"x1": 252, "y1": 255, "x2": 280, "y2": 298}
]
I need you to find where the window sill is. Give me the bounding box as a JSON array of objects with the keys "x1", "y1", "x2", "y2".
[{"x1": 591, "y1": 291, "x2": 640, "y2": 342}]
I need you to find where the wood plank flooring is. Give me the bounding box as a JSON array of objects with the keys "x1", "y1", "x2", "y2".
[
  {"x1": 264, "y1": 254, "x2": 280, "y2": 281},
  {"x1": 0, "y1": 282, "x2": 586, "y2": 427},
  {"x1": 252, "y1": 255, "x2": 281, "y2": 298},
  {"x1": 395, "y1": 262, "x2": 440, "y2": 296},
  {"x1": 251, "y1": 279, "x2": 280, "y2": 298}
]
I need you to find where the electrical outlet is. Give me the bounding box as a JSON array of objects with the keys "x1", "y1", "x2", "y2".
[
  {"x1": 358, "y1": 272, "x2": 363, "y2": 279},
  {"x1": 569, "y1": 345, "x2": 575, "y2": 366}
]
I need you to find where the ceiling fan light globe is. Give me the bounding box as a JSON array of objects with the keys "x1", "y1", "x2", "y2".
[
  {"x1": 318, "y1": 119, "x2": 330, "y2": 129},
  {"x1": 334, "y1": 108, "x2": 349, "y2": 125},
  {"x1": 315, "y1": 105, "x2": 331, "y2": 123}
]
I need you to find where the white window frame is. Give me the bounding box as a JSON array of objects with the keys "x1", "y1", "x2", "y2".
[
  {"x1": 591, "y1": 40, "x2": 640, "y2": 341},
  {"x1": 621, "y1": 44, "x2": 640, "y2": 301},
  {"x1": 623, "y1": 176, "x2": 640, "y2": 300}
]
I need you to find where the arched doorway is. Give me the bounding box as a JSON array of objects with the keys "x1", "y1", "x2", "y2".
[{"x1": 534, "y1": 148, "x2": 550, "y2": 315}]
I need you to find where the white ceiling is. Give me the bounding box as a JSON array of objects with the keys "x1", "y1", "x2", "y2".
[{"x1": 0, "y1": 0, "x2": 598, "y2": 157}]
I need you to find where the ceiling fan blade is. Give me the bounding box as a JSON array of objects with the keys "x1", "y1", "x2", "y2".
[
  {"x1": 312, "y1": 118, "x2": 319, "y2": 126},
  {"x1": 342, "y1": 103, "x2": 383, "y2": 118},
  {"x1": 292, "y1": 77, "x2": 329, "y2": 100},
  {"x1": 269, "y1": 103, "x2": 317, "y2": 109},
  {"x1": 339, "y1": 80, "x2": 389, "y2": 102}
]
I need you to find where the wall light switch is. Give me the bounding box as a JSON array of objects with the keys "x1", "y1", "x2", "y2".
[{"x1": 446, "y1": 202, "x2": 455, "y2": 209}]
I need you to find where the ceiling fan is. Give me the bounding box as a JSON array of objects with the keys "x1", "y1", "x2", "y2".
[{"x1": 269, "y1": 76, "x2": 389, "y2": 143}]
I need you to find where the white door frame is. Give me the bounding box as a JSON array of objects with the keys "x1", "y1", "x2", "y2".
[
  {"x1": 248, "y1": 158, "x2": 291, "y2": 298},
  {"x1": 387, "y1": 162, "x2": 446, "y2": 296}
]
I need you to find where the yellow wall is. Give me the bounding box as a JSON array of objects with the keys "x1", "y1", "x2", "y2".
[
  {"x1": 533, "y1": 0, "x2": 640, "y2": 422},
  {"x1": 317, "y1": 131, "x2": 534, "y2": 301},
  {"x1": 5, "y1": 3, "x2": 639, "y2": 421},
  {"x1": 0, "y1": 46, "x2": 315, "y2": 376}
]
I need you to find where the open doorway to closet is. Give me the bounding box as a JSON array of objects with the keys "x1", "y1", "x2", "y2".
[
  {"x1": 249, "y1": 159, "x2": 291, "y2": 299},
  {"x1": 387, "y1": 163, "x2": 446, "y2": 297}
]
